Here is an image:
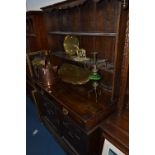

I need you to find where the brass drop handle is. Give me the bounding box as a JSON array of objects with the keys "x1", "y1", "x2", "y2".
[{"x1": 62, "y1": 107, "x2": 69, "y2": 116}]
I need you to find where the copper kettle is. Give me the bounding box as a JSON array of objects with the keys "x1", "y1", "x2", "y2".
[{"x1": 37, "y1": 60, "x2": 57, "y2": 86}]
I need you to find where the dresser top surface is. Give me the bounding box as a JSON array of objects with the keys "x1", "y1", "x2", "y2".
[{"x1": 35, "y1": 79, "x2": 114, "y2": 132}]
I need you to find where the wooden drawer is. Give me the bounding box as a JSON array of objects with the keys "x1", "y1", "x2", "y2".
[
  {"x1": 40, "y1": 94, "x2": 62, "y2": 134},
  {"x1": 34, "y1": 86, "x2": 103, "y2": 155},
  {"x1": 62, "y1": 115, "x2": 87, "y2": 155}
]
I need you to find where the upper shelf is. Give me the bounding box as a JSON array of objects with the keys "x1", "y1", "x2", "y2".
[{"x1": 48, "y1": 31, "x2": 116, "y2": 37}]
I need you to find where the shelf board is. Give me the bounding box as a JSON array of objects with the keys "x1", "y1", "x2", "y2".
[
  {"x1": 26, "y1": 33, "x2": 36, "y2": 37},
  {"x1": 48, "y1": 31, "x2": 116, "y2": 37},
  {"x1": 51, "y1": 51, "x2": 114, "y2": 73}
]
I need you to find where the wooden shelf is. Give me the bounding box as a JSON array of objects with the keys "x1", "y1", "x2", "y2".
[
  {"x1": 51, "y1": 51, "x2": 114, "y2": 73},
  {"x1": 26, "y1": 33, "x2": 36, "y2": 37},
  {"x1": 48, "y1": 31, "x2": 116, "y2": 37}
]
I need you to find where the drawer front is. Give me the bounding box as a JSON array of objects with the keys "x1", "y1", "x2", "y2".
[
  {"x1": 62, "y1": 116, "x2": 86, "y2": 154},
  {"x1": 41, "y1": 94, "x2": 61, "y2": 133}
]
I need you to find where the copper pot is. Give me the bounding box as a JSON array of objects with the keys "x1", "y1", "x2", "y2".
[{"x1": 37, "y1": 61, "x2": 57, "y2": 86}]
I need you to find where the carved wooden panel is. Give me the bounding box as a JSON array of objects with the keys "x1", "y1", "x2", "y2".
[
  {"x1": 117, "y1": 13, "x2": 129, "y2": 114},
  {"x1": 80, "y1": 1, "x2": 96, "y2": 32},
  {"x1": 95, "y1": 0, "x2": 120, "y2": 33},
  {"x1": 112, "y1": 4, "x2": 128, "y2": 101}
]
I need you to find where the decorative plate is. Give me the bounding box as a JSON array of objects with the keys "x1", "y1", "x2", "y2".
[
  {"x1": 63, "y1": 35, "x2": 79, "y2": 56},
  {"x1": 58, "y1": 63, "x2": 90, "y2": 85}
]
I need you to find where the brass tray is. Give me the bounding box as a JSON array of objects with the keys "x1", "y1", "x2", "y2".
[
  {"x1": 58, "y1": 63, "x2": 90, "y2": 85},
  {"x1": 63, "y1": 35, "x2": 79, "y2": 56}
]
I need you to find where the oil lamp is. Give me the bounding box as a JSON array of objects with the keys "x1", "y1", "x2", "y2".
[{"x1": 88, "y1": 52, "x2": 102, "y2": 103}]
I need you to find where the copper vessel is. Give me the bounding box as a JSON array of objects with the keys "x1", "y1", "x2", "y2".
[{"x1": 37, "y1": 60, "x2": 57, "y2": 86}]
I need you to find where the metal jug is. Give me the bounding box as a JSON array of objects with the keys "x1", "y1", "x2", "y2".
[{"x1": 37, "y1": 60, "x2": 57, "y2": 86}]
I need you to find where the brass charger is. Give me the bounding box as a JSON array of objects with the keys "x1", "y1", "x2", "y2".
[
  {"x1": 58, "y1": 63, "x2": 90, "y2": 85},
  {"x1": 63, "y1": 35, "x2": 79, "y2": 56}
]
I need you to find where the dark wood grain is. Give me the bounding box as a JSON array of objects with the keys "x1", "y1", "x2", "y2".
[
  {"x1": 34, "y1": 1, "x2": 130, "y2": 154},
  {"x1": 34, "y1": 79, "x2": 114, "y2": 132},
  {"x1": 117, "y1": 13, "x2": 129, "y2": 114},
  {"x1": 100, "y1": 110, "x2": 129, "y2": 155},
  {"x1": 26, "y1": 11, "x2": 48, "y2": 53},
  {"x1": 80, "y1": 1, "x2": 96, "y2": 32},
  {"x1": 26, "y1": 77, "x2": 35, "y2": 100},
  {"x1": 95, "y1": 0, "x2": 120, "y2": 33},
  {"x1": 41, "y1": 0, "x2": 127, "y2": 97},
  {"x1": 33, "y1": 78, "x2": 114, "y2": 155},
  {"x1": 112, "y1": 3, "x2": 128, "y2": 102}
]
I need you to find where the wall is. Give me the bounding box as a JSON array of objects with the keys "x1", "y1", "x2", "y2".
[{"x1": 26, "y1": 0, "x2": 66, "y2": 11}]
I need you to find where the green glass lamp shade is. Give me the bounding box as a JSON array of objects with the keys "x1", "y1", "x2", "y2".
[{"x1": 89, "y1": 72, "x2": 101, "y2": 81}]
